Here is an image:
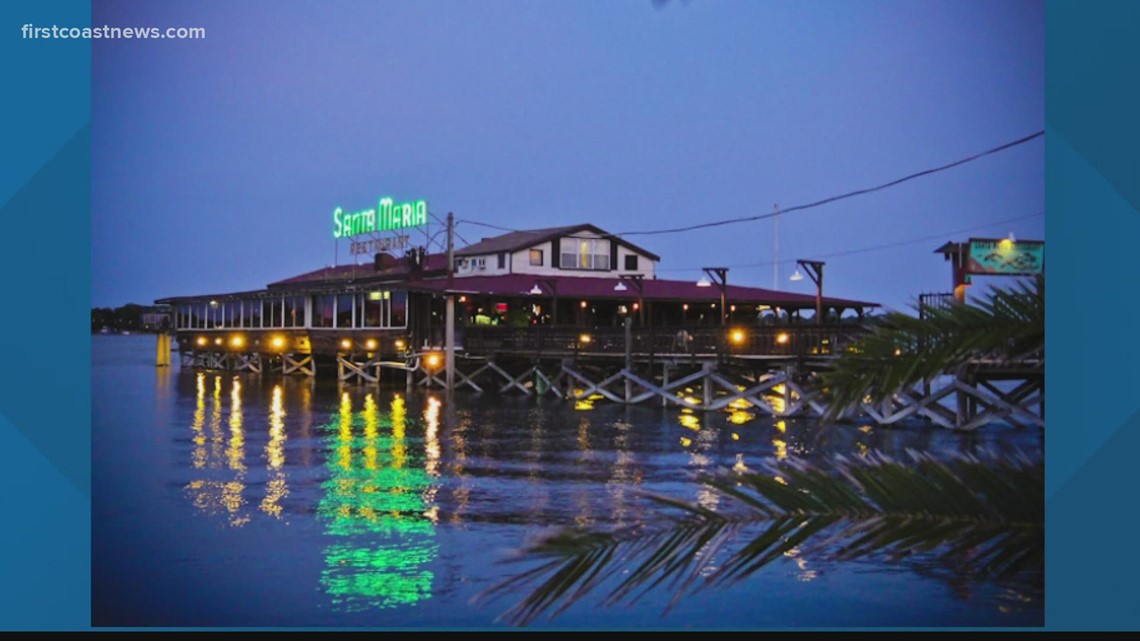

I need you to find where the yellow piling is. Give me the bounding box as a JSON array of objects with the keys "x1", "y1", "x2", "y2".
[{"x1": 156, "y1": 333, "x2": 171, "y2": 367}]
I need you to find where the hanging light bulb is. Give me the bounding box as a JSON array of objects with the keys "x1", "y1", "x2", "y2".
[
  {"x1": 696, "y1": 276, "x2": 712, "y2": 288},
  {"x1": 528, "y1": 284, "x2": 543, "y2": 295},
  {"x1": 789, "y1": 268, "x2": 805, "y2": 282},
  {"x1": 613, "y1": 281, "x2": 628, "y2": 292}
]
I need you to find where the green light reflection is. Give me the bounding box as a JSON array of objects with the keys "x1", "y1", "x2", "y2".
[{"x1": 317, "y1": 392, "x2": 439, "y2": 611}]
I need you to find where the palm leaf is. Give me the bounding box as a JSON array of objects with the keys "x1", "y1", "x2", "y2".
[
  {"x1": 821, "y1": 278, "x2": 1044, "y2": 420},
  {"x1": 481, "y1": 451, "x2": 1043, "y2": 626}
]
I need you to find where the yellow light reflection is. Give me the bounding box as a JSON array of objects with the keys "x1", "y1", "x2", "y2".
[
  {"x1": 680, "y1": 436, "x2": 692, "y2": 447},
  {"x1": 574, "y1": 399, "x2": 594, "y2": 410},
  {"x1": 423, "y1": 397, "x2": 440, "y2": 477},
  {"x1": 770, "y1": 384, "x2": 787, "y2": 415},
  {"x1": 774, "y1": 419, "x2": 787, "y2": 434},
  {"x1": 733, "y1": 453, "x2": 748, "y2": 472},
  {"x1": 267, "y1": 386, "x2": 286, "y2": 469},
  {"x1": 679, "y1": 413, "x2": 701, "y2": 431},
  {"x1": 728, "y1": 410, "x2": 754, "y2": 425},
  {"x1": 227, "y1": 377, "x2": 245, "y2": 473},
  {"x1": 260, "y1": 385, "x2": 288, "y2": 519},
  {"x1": 210, "y1": 375, "x2": 223, "y2": 466},
  {"x1": 773, "y1": 438, "x2": 788, "y2": 460},
  {"x1": 364, "y1": 394, "x2": 379, "y2": 471},
  {"x1": 339, "y1": 392, "x2": 352, "y2": 472},
  {"x1": 191, "y1": 372, "x2": 207, "y2": 469}
]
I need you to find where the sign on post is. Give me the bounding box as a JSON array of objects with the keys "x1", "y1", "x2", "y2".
[{"x1": 966, "y1": 238, "x2": 1044, "y2": 276}]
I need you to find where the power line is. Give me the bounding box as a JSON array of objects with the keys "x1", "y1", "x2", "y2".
[
  {"x1": 429, "y1": 210, "x2": 472, "y2": 247},
  {"x1": 618, "y1": 130, "x2": 1044, "y2": 236},
  {"x1": 655, "y1": 211, "x2": 1044, "y2": 273},
  {"x1": 454, "y1": 129, "x2": 1044, "y2": 245}
]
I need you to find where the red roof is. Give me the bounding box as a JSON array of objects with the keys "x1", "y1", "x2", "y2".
[
  {"x1": 407, "y1": 273, "x2": 877, "y2": 308},
  {"x1": 268, "y1": 253, "x2": 449, "y2": 287}
]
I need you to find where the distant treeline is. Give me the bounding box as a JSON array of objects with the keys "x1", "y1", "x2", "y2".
[{"x1": 92, "y1": 304, "x2": 169, "y2": 333}]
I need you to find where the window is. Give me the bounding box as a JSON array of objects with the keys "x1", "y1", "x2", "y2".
[
  {"x1": 358, "y1": 292, "x2": 384, "y2": 327},
  {"x1": 312, "y1": 295, "x2": 335, "y2": 328},
  {"x1": 624, "y1": 254, "x2": 639, "y2": 271},
  {"x1": 243, "y1": 300, "x2": 261, "y2": 328},
  {"x1": 390, "y1": 291, "x2": 408, "y2": 328},
  {"x1": 263, "y1": 298, "x2": 282, "y2": 328},
  {"x1": 284, "y1": 296, "x2": 305, "y2": 328},
  {"x1": 529, "y1": 248, "x2": 543, "y2": 266},
  {"x1": 497, "y1": 253, "x2": 506, "y2": 269},
  {"x1": 335, "y1": 294, "x2": 354, "y2": 328},
  {"x1": 223, "y1": 301, "x2": 240, "y2": 328},
  {"x1": 561, "y1": 239, "x2": 610, "y2": 270}
]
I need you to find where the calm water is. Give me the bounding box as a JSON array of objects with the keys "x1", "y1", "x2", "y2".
[{"x1": 92, "y1": 335, "x2": 1043, "y2": 628}]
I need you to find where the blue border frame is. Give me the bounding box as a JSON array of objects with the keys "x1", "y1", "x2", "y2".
[
  {"x1": 3, "y1": 0, "x2": 1140, "y2": 631},
  {"x1": 0, "y1": 0, "x2": 91, "y2": 630}
]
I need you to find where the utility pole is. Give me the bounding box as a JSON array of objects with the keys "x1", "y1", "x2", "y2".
[{"x1": 445, "y1": 212, "x2": 456, "y2": 392}]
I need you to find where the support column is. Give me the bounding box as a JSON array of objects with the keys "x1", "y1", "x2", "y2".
[
  {"x1": 624, "y1": 316, "x2": 633, "y2": 403},
  {"x1": 446, "y1": 295, "x2": 455, "y2": 391}
]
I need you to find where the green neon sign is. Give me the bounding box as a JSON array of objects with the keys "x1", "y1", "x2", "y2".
[{"x1": 334, "y1": 197, "x2": 428, "y2": 239}]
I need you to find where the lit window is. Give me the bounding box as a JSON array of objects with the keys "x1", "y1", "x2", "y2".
[{"x1": 529, "y1": 249, "x2": 543, "y2": 266}]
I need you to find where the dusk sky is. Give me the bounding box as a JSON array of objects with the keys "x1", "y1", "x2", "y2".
[{"x1": 91, "y1": 0, "x2": 1043, "y2": 311}]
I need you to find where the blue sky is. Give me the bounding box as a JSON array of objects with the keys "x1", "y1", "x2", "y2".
[{"x1": 91, "y1": 0, "x2": 1043, "y2": 311}]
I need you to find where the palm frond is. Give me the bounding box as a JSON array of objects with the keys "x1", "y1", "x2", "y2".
[
  {"x1": 821, "y1": 279, "x2": 1044, "y2": 420},
  {"x1": 481, "y1": 451, "x2": 1043, "y2": 626}
]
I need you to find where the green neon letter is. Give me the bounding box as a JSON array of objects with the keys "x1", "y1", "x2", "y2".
[{"x1": 333, "y1": 207, "x2": 344, "y2": 239}]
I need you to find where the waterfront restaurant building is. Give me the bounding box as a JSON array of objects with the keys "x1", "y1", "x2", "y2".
[{"x1": 158, "y1": 223, "x2": 878, "y2": 366}]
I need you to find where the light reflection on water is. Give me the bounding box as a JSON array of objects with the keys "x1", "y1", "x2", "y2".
[{"x1": 92, "y1": 337, "x2": 1044, "y2": 627}]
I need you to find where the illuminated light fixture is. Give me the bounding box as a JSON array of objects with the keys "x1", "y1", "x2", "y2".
[
  {"x1": 271, "y1": 336, "x2": 285, "y2": 349},
  {"x1": 696, "y1": 276, "x2": 712, "y2": 288},
  {"x1": 730, "y1": 304, "x2": 736, "y2": 312},
  {"x1": 196, "y1": 336, "x2": 207, "y2": 347},
  {"x1": 894, "y1": 348, "x2": 902, "y2": 356},
  {"x1": 682, "y1": 303, "x2": 689, "y2": 311},
  {"x1": 340, "y1": 339, "x2": 351, "y2": 350},
  {"x1": 613, "y1": 281, "x2": 628, "y2": 292},
  {"x1": 425, "y1": 352, "x2": 442, "y2": 369},
  {"x1": 632, "y1": 302, "x2": 640, "y2": 311},
  {"x1": 730, "y1": 329, "x2": 746, "y2": 345},
  {"x1": 214, "y1": 337, "x2": 223, "y2": 346},
  {"x1": 231, "y1": 336, "x2": 244, "y2": 348},
  {"x1": 369, "y1": 291, "x2": 382, "y2": 301},
  {"x1": 209, "y1": 300, "x2": 218, "y2": 307},
  {"x1": 394, "y1": 338, "x2": 406, "y2": 351},
  {"x1": 789, "y1": 268, "x2": 805, "y2": 282},
  {"x1": 580, "y1": 300, "x2": 588, "y2": 309},
  {"x1": 529, "y1": 284, "x2": 543, "y2": 295},
  {"x1": 579, "y1": 333, "x2": 592, "y2": 345},
  {"x1": 366, "y1": 338, "x2": 378, "y2": 350},
  {"x1": 776, "y1": 332, "x2": 790, "y2": 345},
  {"x1": 459, "y1": 295, "x2": 467, "y2": 303}
]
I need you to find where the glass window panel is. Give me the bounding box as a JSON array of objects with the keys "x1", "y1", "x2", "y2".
[
  {"x1": 336, "y1": 294, "x2": 354, "y2": 328},
  {"x1": 312, "y1": 295, "x2": 334, "y2": 328},
  {"x1": 245, "y1": 300, "x2": 261, "y2": 328},
  {"x1": 390, "y1": 291, "x2": 407, "y2": 328},
  {"x1": 284, "y1": 297, "x2": 305, "y2": 328},
  {"x1": 223, "y1": 301, "x2": 238, "y2": 328}
]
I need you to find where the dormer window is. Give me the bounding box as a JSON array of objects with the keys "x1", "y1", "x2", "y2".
[{"x1": 561, "y1": 238, "x2": 610, "y2": 271}]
